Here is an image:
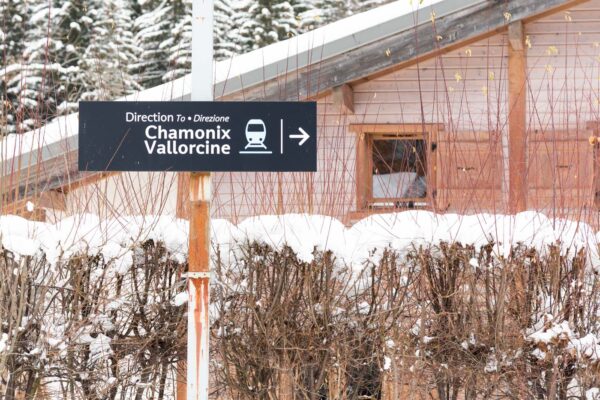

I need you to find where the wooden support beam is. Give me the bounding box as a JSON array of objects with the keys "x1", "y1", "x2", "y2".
[
  {"x1": 1, "y1": 190, "x2": 65, "y2": 216},
  {"x1": 508, "y1": 22, "x2": 524, "y2": 51},
  {"x1": 587, "y1": 121, "x2": 600, "y2": 209},
  {"x1": 332, "y1": 84, "x2": 354, "y2": 113},
  {"x1": 508, "y1": 21, "x2": 527, "y2": 214}
]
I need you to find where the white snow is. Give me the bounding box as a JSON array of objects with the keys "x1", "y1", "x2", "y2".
[
  {"x1": 172, "y1": 292, "x2": 188, "y2": 306},
  {"x1": 588, "y1": 388, "x2": 600, "y2": 400},
  {"x1": 529, "y1": 321, "x2": 573, "y2": 343},
  {"x1": 0, "y1": 213, "x2": 189, "y2": 266},
  {"x1": 89, "y1": 333, "x2": 113, "y2": 362},
  {"x1": 0, "y1": 333, "x2": 8, "y2": 353},
  {"x1": 528, "y1": 313, "x2": 600, "y2": 366},
  {"x1": 383, "y1": 356, "x2": 392, "y2": 371},
  {"x1": 569, "y1": 333, "x2": 600, "y2": 362},
  {"x1": 226, "y1": 211, "x2": 600, "y2": 272},
  {"x1": 235, "y1": 213, "x2": 348, "y2": 263},
  {"x1": 484, "y1": 354, "x2": 498, "y2": 373},
  {"x1": 531, "y1": 348, "x2": 546, "y2": 360},
  {"x1": 0, "y1": 211, "x2": 598, "y2": 277},
  {"x1": 217, "y1": 0, "x2": 444, "y2": 84},
  {"x1": 527, "y1": 316, "x2": 573, "y2": 345}
]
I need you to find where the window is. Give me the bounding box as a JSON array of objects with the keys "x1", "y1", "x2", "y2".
[{"x1": 352, "y1": 124, "x2": 440, "y2": 211}]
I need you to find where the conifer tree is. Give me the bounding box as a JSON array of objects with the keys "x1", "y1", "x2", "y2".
[
  {"x1": 0, "y1": 0, "x2": 29, "y2": 62},
  {"x1": 161, "y1": 0, "x2": 192, "y2": 82},
  {"x1": 79, "y1": 0, "x2": 141, "y2": 100},
  {"x1": 55, "y1": 0, "x2": 95, "y2": 113},
  {"x1": 298, "y1": 0, "x2": 346, "y2": 30},
  {"x1": 132, "y1": 0, "x2": 171, "y2": 87},
  {"x1": 214, "y1": 0, "x2": 239, "y2": 60},
  {"x1": 237, "y1": 0, "x2": 299, "y2": 52},
  {"x1": 7, "y1": 0, "x2": 67, "y2": 132},
  {"x1": 0, "y1": 0, "x2": 30, "y2": 135}
]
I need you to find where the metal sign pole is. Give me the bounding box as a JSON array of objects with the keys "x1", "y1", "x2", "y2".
[{"x1": 187, "y1": 0, "x2": 213, "y2": 399}]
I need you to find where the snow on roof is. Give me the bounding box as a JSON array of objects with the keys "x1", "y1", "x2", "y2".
[
  {"x1": 214, "y1": 0, "x2": 451, "y2": 95},
  {"x1": 0, "y1": 74, "x2": 191, "y2": 170},
  {"x1": 1, "y1": 0, "x2": 456, "y2": 171}
]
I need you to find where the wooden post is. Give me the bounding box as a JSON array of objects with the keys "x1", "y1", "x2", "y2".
[
  {"x1": 187, "y1": 172, "x2": 212, "y2": 399},
  {"x1": 177, "y1": 173, "x2": 191, "y2": 219},
  {"x1": 184, "y1": 1, "x2": 213, "y2": 399},
  {"x1": 356, "y1": 132, "x2": 371, "y2": 210},
  {"x1": 176, "y1": 174, "x2": 189, "y2": 397},
  {"x1": 332, "y1": 84, "x2": 354, "y2": 114},
  {"x1": 508, "y1": 21, "x2": 527, "y2": 213}
]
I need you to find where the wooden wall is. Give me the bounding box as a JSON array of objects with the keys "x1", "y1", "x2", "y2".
[
  {"x1": 57, "y1": 172, "x2": 179, "y2": 222},
  {"x1": 209, "y1": 0, "x2": 600, "y2": 225},
  {"x1": 56, "y1": 1, "x2": 600, "y2": 226},
  {"x1": 212, "y1": 27, "x2": 511, "y2": 222}
]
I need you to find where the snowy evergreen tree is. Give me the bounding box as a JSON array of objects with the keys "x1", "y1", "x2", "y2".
[
  {"x1": 0, "y1": 0, "x2": 29, "y2": 62},
  {"x1": 132, "y1": 0, "x2": 171, "y2": 87},
  {"x1": 55, "y1": 0, "x2": 95, "y2": 113},
  {"x1": 0, "y1": 0, "x2": 399, "y2": 136},
  {"x1": 161, "y1": 0, "x2": 192, "y2": 82},
  {"x1": 3, "y1": 0, "x2": 100, "y2": 131},
  {"x1": 55, "y1": 0, "x2": 93, "y2": 69},
  {"x1": 5, "y1": 0, "x2": 70, "y2": 132},
  {"x1": 214, "y1": 0, "x2": 239, "y2": 60},
  {"x1": 301, "y1": 0, "x2": 353, "y2": 29},
  {"x1": 133, "y1": 0, "x2": 194, "y2": 85},
  {"x1": 0, "y1": 0, "x2": 30, "y2": 135},
  {"x1": 79, "y1": 0, "x2": 141, "y2": 100},
  {"x1": 351, "y1": 0, "x2": 392, "y2": 13},
  {"x1": 237, "y1": 0, "x2": 299, "y2": 52}
]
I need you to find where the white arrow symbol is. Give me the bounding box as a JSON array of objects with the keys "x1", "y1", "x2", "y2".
[{"x1": 289, "y1": 127, "x2": 310, "y2": 146}]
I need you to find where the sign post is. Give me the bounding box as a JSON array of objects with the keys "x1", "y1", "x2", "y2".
[
  {"x1": 186, "y1": 170, "x2": 211, "y2": 399},
  {"x1": 187, "y1": 1, "x2": 213, "y2": 399},
  {"x1": 78, "y1": 3, "x2": 316, "y2": 400}
]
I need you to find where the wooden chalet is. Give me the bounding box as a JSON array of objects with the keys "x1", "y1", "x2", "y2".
[{"x1": 2, "y1": 0, "x2": 600, "y2": 226}]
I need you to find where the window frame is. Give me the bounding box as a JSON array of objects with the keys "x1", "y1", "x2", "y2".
[{"x1": 351, "y1": 124, "x2": 442, "y2": 211}]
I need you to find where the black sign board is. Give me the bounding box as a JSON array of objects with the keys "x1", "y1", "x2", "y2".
[{"x1": 78, "y1": 101, "x2": 317, "y2": 172}]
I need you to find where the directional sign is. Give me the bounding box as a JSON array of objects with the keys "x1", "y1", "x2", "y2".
[{"x1": 78, "y1": 101, "x2": 317, "y2": 172}]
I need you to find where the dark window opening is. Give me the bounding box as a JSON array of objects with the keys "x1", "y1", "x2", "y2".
[{"x1": 371, "y1": 137, "x2": 428, "y2": 208}]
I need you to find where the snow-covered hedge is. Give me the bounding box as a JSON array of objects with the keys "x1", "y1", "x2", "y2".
[
  {"x1": 0, "y1": 239, "x2": 186, "y2": 399},
  {"x1": 1, "y1": 211, "x2": 599, "y2": 398},
  {"x1": 1, "y1": 211, "x2": 598, "y2": 272}
]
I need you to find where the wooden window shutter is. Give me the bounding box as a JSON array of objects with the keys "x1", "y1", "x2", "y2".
[
  {"x1": 527, "y1": 129, "x2": 594, "y2": 212},
  {"x1": 436, "y1": 131, "x2": 503, "y2": 213}
]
